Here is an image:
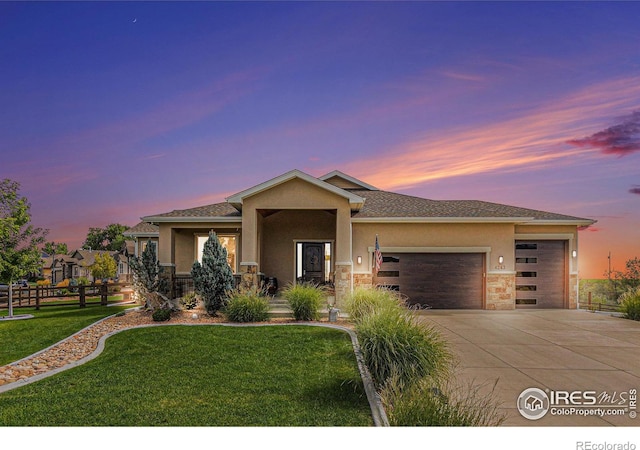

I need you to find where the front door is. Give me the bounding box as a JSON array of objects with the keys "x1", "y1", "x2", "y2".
[{"x1": 302, "y1": 243, "x2": 324, "y2": 283}]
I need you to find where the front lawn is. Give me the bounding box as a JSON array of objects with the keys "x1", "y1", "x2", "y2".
[
  {"x1": 0, "y1": 304, "x2": 135, "y2": 366},
  {"x1": 0, "y1": 325, "x2": 373, "y2": 426}
]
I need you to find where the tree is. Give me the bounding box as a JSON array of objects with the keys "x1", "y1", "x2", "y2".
[
  {"x1": 43, "y1": 241, "x2": 68, "y2": 255},
  {"x1": 130, "y1": 240, "x2": 167, "y2": 308},
  {"x1": 191, "y1": 231, "x2": 234, "y2": 315},
  {"x1": 611, "y1": 257, "x2": 640, "y2": 300},
  {"x1": 82, "y1": 223, "x2": 130, "y2": 251},
  {"x1": 90, "y1": 252, "x2": 117, "y2": 281},
  {"x1": 0, "y1": 179, "x2": 48, "y2": 317}
]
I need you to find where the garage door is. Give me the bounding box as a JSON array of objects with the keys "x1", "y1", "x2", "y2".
[
  {"x1": 515, "y1": 240, "x2": 567, "y2": 308},
  {"x1": 375, "y1": 253, "x2": 484, "y2": 309}
]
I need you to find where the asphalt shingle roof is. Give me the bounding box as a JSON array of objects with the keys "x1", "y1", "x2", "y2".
[
  {"x1": 350, "y1": 190, "x2": 592, "y2": 222},
  {"x1": 147, "y1": 202, "x2": 240, "y2": 219},
  {"x1": 125, "y1": 222, "x2": 160, "y2": 234}
]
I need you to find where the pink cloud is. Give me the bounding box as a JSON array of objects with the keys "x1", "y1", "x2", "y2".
[
  {"x1": 567, "y1": 110, "x2": 640, "y2": 156},
  {"x1": 629, "y1": 185, "x2": 640, "y2": 195}
]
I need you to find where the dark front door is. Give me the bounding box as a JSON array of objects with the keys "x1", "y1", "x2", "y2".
[{"x1": 302, "y1": 243, "x2": 324, "y2": 283}]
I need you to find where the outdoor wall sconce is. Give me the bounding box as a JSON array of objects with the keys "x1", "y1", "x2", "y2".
[
  {"x1": 572, "y1": 250, "x2": 577, "y2": 258},
  {"x1": 357, "y1": 256, "x2": 362, "y2": 265},
  {"x1": 498, "y1": 255, "x2": 504, "y2": 264}
]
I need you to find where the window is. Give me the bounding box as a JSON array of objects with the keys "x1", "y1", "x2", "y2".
[
  {"x1": 377, "y1": 271, "x2": 400, "y2": 278},
  {"x1": 516, "y1": 257, "x2": 538, "y2": 264},
  {"x1": 516, "y1": 299, "x2": 537, "y2": 305},
  {"x1": 382, "y1": 256, "x2": 400, "y2": 263},
  {"x1": 141, "y1": 240, "x2": 157, "y2": 259},
  {"x1": 516, "y1": 272, "x2": 537, "y2": 278},
  {"x1": 516, "y1": 243, "x2": 537, "y2": 250},
  {"x1": 516, "y1": 285, "x2": 537, "y2": 291},
  {"x1": 196, "y1": 234, "x2": 237, "y2": 272}
]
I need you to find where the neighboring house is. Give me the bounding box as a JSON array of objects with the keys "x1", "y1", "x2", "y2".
[
  {"x1": 69, "y1": 249, "x2": 130, "y2": 282},
  {"x1": 41, "y1": 250, "x2": 130, "y2": 284},
  {"x1": 139, "y1": 169, "x2": 595, "y2": 309}
]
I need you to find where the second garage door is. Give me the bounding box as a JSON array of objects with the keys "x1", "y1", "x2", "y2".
[{"x1": 375, "y1": 253, "x2": 484, "y2": 309}]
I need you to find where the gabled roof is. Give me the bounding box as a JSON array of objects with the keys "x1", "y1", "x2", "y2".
[
  {"x1": 319, "y1": 170, "x2": 379, "y2": 191},
  {"x1": 225, "y1": 169, "x2": 365, "y2": 211}
]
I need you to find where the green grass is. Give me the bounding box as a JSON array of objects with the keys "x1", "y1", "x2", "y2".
[
  {"x1": 0, "y1": 304, "x2": 135, "y2": 366},
  {"x1": 0, "y1": 326, "x2": 373, "y2": 426}
]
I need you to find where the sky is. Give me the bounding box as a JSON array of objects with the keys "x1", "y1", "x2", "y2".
[{"x1": 1, "y1": 1, "x2": 639, "y2": 279}]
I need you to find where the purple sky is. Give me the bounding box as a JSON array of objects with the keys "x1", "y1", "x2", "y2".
[{"x1": 2, "y1": 2, "x2": 639, "y2": 279}]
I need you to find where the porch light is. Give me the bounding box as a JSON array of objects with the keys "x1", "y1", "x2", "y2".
[
  {"x1": 357, "y1": 256, "x2": 362, "y2": 265},
  {"x1": 572, "y1": 250, "x2": 577, "y2": 258},
  {"x1": 498, "y1": 256, "x2": 504, "y2": 264}
]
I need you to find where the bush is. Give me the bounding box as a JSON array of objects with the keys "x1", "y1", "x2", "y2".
[
  {"x1": 36, "y1": 279, "x2": 51, "y2": 286},
  {"x1": 618, "y1": 286, "x2": 640, "y2": 321},
  {"x1": 224, "y1": 288, "x2": 270, "y2": 323},
  {"x1": 152, "y1": 308, "x2": 171, "y2": 322},
  {"x1": 381, "y1": 375, "x2": 506, "y2": 426},
  {"x1": 191, "y1": 231, "x2": 234, "y2": 315},
  {"x1": 282, "y1": 282, "x2": 325, "y2": 321},
  {"x1": 180, "y1": 292, "x2": 199, "y2": 310},
  {"x1": 344, "y1": 287, "x2": 406, "y2": 322},
  {"x1": 55, "y1": 279, "x2": 70, "y2": 288},
  {"x1": 355, "y1": 306, "x2": 450, "y2": 390}
]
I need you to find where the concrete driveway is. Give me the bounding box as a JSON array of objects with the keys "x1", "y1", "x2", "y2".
[{"x1": 415, "y1": 309, "x2": 640, "y2": 426}]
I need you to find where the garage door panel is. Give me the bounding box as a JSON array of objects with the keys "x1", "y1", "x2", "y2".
[
  {"x1": 376, "y1": 253, "x2": 484, "y2": 309},
  {"x1": 515, "y1": 240, "x2": 566, "y2": 308}
]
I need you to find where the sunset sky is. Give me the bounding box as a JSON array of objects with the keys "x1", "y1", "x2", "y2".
[{"x1": 2, "y1": 1, "x2": 639, "y2": 279}]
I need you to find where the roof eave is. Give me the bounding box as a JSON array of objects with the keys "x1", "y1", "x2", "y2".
[
  {"x1": 351, "y1": 217, "x2": 535, "y2": 223},
  {"x1": 520, "y1": 219, "x2": 597, "y2": 226},
  {"x1": 123, "y1": 231, "x2": 160, "y2": 238},
  {"x1": 141, "y1": 216, "x2": 243, "y2": 223}
]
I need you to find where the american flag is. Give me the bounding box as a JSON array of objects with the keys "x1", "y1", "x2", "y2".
[{"x1": 374, "y1": 235, "x2": 382, "y2": 275}]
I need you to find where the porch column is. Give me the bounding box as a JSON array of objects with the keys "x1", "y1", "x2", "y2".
[
  {"x1": 333, "y1": 207, "x2": 352, "y2": 308},
  {"x1": 239, "y1": 207, "x2": 260, "y2": 290},
  {"x1": 158, "y1": 225, "x2": 176, "y2": 296}
]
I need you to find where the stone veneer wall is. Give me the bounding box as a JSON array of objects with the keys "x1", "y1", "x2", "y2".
[
  {"x1": 239, "y1": 263, "x2": 259, "y2": 292},
  {"x1": 486, "y1": 273, "x2": 515, "y2": 310},
  {"x1": 333, "y1": 263, "x2": 352, "y2": 308},
  {"x1": 353, "y1": 273, "x2": 373, "y2": 289},
  {"x1": 569, "y1": 273, "x2": 578, "y2": 309}
]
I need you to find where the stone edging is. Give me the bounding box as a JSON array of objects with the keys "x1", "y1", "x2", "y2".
[{"x1": 0, "y1": 315, "x2": 389, "y2": 427}]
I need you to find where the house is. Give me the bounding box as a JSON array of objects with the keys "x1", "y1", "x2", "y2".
[
  {"x1": 139, "y1": 169, "x2": 595, "y2": 309},
  {"x1": 68, "y1": 249, "x2": 131, "y2": 282}
]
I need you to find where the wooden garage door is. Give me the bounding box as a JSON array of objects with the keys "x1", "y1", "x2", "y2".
[
  {"x1": 515, "y1": 240, "x2": 567, "y2": 308},
  {"x1": 375, "y1": 253, "x2": 484, "y2": 309}
]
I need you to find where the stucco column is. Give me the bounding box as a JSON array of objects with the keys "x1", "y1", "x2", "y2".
[
  {"x1": 158, "y1": 226, "x2": 175, "y2": 297},
  {"x1": 239, "y1": 207, "x2": 260, "y2": 290},
  {"x1": 333, "y1": 208, "x2": 353, "y2": 308}
]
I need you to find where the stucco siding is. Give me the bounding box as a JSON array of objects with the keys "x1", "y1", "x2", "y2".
[{"x1": 352, "y1": 222, "x2": 515, "y2": 273}]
